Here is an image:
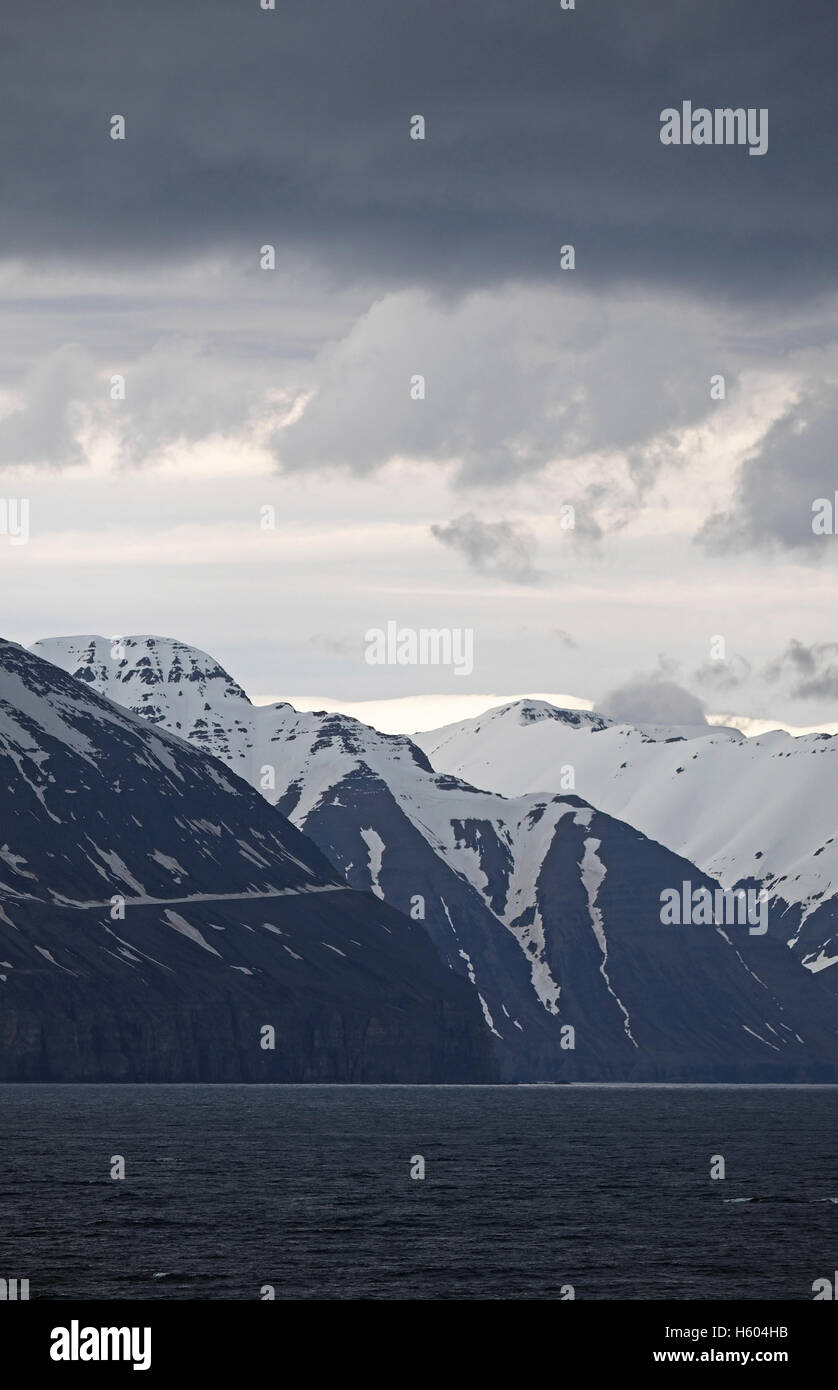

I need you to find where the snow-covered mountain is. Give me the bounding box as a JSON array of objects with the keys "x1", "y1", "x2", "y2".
[
  {"x1": 32, "y1": 634, "x2": 838, "y2": 1080},
  {"x1": 31, "y1": 634, "x2": 256, "y2": 764},
  {"x1": 0, "y1": 639, "x2": 495, "y2": 1082},
  {"x1": 415, "y1": 698, "x2": 838, "y2": 977}
]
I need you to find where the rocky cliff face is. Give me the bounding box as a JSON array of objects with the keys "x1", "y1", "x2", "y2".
[
  {"x1": 0, "y1": 894, "x2": 493, "y2": 1083},
  {"x1": 0, "y1": 640, "x2": 497, "y2": 1083}
]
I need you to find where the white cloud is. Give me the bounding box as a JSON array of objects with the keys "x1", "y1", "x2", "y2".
[{"x1": 272, "y1": 284, "x2": 747, "y2": 494}]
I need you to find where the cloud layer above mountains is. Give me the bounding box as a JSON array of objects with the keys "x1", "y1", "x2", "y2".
[{"x1": 2, "y1": 0, "x2": 837, "y2": 714}]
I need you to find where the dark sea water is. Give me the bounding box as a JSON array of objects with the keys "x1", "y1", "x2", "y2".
[{"x1": 2, "y1": 1084, "x2": 837, "y2": 1301}]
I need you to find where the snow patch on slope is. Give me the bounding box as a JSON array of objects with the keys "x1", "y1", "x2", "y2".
[{"x1": 579, "y1": 831, "x2": 638, "y2": 1048}]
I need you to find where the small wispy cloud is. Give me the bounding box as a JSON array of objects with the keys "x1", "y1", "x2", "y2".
[{"x1": 430, "y1": 512, "x2": 542, "y2": 585}]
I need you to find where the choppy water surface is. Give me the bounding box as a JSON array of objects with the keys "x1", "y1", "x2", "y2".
[{"x1": 2, "y1": 1084, "x2": 836, "y2": 1299}]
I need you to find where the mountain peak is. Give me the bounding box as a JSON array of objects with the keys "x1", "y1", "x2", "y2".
[
  {"x1": 493, "y1": 698, "x2": 611, "y2": 732},
  {"x1": 31, "y1": 635, "x2": 251, "y2": 716}
]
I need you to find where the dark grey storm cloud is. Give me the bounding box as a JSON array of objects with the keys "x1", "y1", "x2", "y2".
[
  {"x1": 2, "y1": 0, "x2": 837, "y2": 302},
  {"x1": 597, "y1": 676, "x2": 707, "y2": 725}
]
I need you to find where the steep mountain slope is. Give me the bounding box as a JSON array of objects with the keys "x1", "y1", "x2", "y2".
[
  {"x1": 32, "y1": 634, "x2": 838, "y2": 1080},
  {"x1": 415, "y1": 699, "x2": 838, "y2": 977},
  {"x1": 0, "y1": 639, "x2": 495, "y2": 1082}
]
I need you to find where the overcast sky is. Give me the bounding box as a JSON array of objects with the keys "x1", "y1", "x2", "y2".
[{"x1": 2, "y1": 0, "x2": 838, "y2": 725}]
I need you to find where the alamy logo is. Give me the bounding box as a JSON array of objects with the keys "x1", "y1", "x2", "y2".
[
  {"x1": 660, "y1": 882, "x2": 767, "y2": 936},
  {"x1": 0, "y1": 498, "x2": 29, "y2": 545},
  {"x1": 50, "y1": 1321, "x2": 151, "y2": 1372},
  {"x1": 812, "y1": 494, "x2": 838, "y2": 534},
  {"x1": 660, "y1": 102, "x2": 768, "y2": 156},
  {"x1": 0, "y1": 1277, "x2": 29, "y2": 1300},
  {"x1": 365, "y1": 621, "x2": 474, "y2": 677}
]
